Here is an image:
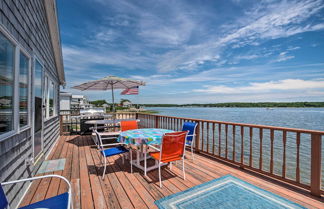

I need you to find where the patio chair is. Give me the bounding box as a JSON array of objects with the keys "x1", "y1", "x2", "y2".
[
  {"x1": 0, "y1": 174, "x2": 72, "y2": 209},
  {"x1": 91, "y1": 126, "x2": 121, "y2": 149},
  {"x1": 182, "y1": 122, "x2": 198, "y2": 161},
  {"x1": 148, "y1": 131, "x2": 188, "y2": 187},
  {"x1": 91, "y1": 120, "x2": 139, "y2": 148},
  {"x1": 94, "y1": 130, "x2": 132, "y2": 179}
]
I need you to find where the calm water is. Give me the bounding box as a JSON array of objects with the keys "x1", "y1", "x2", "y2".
[
  {"x1": 146, "y1": 107, "x2": 324, "y2": 187},
  {"x1": 146, "y1": 107, "x2": 324, "y2": 131}
]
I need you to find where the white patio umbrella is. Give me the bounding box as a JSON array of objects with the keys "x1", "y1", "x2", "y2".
[{"x1": 72, "y1": 75, "x2": 145, "y2": 112}]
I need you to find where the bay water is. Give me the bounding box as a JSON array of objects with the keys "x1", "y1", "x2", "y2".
[{"x1": 146, "y1": 107, "x2": 324, "y2": 188}]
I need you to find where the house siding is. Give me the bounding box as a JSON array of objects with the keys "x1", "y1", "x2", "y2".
[{"x1": 0, "y1": 0, "x2": 61, "y2": 207}]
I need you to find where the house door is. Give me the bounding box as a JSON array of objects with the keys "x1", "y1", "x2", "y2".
[{"x1": 33, "y1": 60, "x2": 44, "y2": 160}]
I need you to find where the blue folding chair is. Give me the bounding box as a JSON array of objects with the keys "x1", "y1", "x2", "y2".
[
  {"x1": 94, "y1": 130, "x2": 132, "y2": 179},
  {"x1": 0, "y1": 174, "x2": 72, "y2": 209},
  {"x1": 182, "y1": 122, "x2": 198, "y2": 161}
]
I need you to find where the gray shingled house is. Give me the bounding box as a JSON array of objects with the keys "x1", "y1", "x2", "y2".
[{"x1": 0, "y1": 0, "x2": 65, "y2": 207}]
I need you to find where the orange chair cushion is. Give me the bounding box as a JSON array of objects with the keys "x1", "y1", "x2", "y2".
[
  {"x1": 149, "y1": 151, "x2": 182, "y2": 163},
  {"x1": 120, "y1": 120, "x2": 138, "y2": 131}
]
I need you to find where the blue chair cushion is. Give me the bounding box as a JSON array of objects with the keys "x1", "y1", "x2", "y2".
[
  {"x1": 182, "y1": 122, "x2": 197, "y2": 142},
  {"x1": 0, "y1": 185, "x2": 8, "y2": 209},
  {"x1": 19, "y1": 192, "x2": 69, "y2": 209},
  {"x1": 101, "y1": 146, "x2": 128, "y2": 157}
]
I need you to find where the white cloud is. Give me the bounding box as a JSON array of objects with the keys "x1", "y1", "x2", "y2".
[
  {"x1": 63, "y1": 0, "x2": 324, "y2": 74},
  {"x1": 95, "y1": 29, "x2": 120, "y2": 42},
  {"x1": 273, "y1": 51, "x2": 295, "y2": 62},
  {"x1": 62, "y1": 45, "x2": 154, "y2": 72},
  {"x1": 137, "y1": 12, "x2": 195, "y2": 46},
  {"x1": 194, "y1": 79, "x2": 324, "y2": 94},
  {"x1": 235, "y1": 55, "x2": 260, "y2": 60},
  {"x1": 122, "y1": 63, "x2": 324, "y2": 88},
  {"x1": 287, "y1": 46, "x2": 301, "y2": 51},
  {"x1": 135, "y1": 90, "x2": 324, "y2": 104},
  {"x1": 156, "y1": 0, "x2": 324, "y2": 72},
  {"x1": 59, "y1": 0, "x2": 324, "y2": 104}
]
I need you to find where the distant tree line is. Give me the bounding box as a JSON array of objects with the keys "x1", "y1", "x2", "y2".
[
  {"x1": 142, "y1": 102, "x2": 324, "y2": 108},
  {"x1": 89, "y1": 99, "x2": 131, "y2": 107},
  {"x1": 89, "y1": 100, "x2": 108, "y2": 107}
]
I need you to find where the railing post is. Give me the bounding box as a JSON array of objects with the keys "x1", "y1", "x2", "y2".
[
  {"x1": 195, "y1": 121, "x2": 200, "y2": 153},
  {"x1": 59, "y1": 115, "x2": 63, "y2": 135},
  {"x1": 310, "y1": 133, "x2": 322, "y2": 197},
  {"x1": 155, "y1": 115, "x2": 159, "y2": 128}
]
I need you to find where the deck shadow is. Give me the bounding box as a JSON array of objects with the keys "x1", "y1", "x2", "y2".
[
  {"x1": 66, "y1": 135, "x2": 91, "y2": 147},
  {"x1": 110, "y1": 153, "x2": 178, "y2": 185},
  {"x1": 88, "y1": 155, "x2": 134, "y2": 176},
  {"x1": 87, "y1": 164, "x2": 116, "y2": 176}
]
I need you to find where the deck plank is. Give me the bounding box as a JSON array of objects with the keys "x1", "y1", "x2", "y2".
[
  {"x1": 84, "y1": 136, "x2": 109, "y2": 209},
  {"x1": 109, "y1": 154, "x2": 158, "y2": 209},
  {"x1": 45, "y1": 136, "x2": 69, "y2": 199},
  {"x1": 20, "y1": 134, "x2": 66, "y2": 206},
  {"x1": 19, "y1": 135, "x2": 323, "y2": 209},
  {"x1": 106, "y1": 154, "x2": 149, "y2": 209},
  {"x1": 169, "y1": 162, "x2": 201, "y2": 187},
  {"x1": 84, "y1": 137, "x2": 122, "y2": 209},
  {"x1": 86, "y1": 138, "x2": 132, "y2": 208},
  {"x1": 161, "y1": 168, "x2": 188, "y2": 191},
  {"x1": 79, "y1": 136, "x2": 95, "y2": 209},
  {"x1": 58, "y1": 136, "x2": 74, "y2": 194},
  {"x1": 71, "y1": 178, "x2": 81, "y2": 209},
  {"x1": 131, "y1": 168, "x2": 166, "y2": 200},
  {"x1": 85, "y1": 136, "x2": 119, "y2": 209},
  {"x1": 71, "y1": 136, "x2": 81, "y2": 209}
]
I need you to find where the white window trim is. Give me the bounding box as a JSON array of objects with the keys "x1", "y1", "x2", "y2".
[
  {"x1": 0, "y1": 24, "x2": 32, "y2": 141},
  {"x1": 45, "y1": 76, "x2": 49, "y2": 118},
  {"x1": 32, "y1": 55, "x2": 45, "y2": 160},
  {"x1": 44, "y1": 72, "x2": 58, "y2": 121},
  {"x1": 18, "y1": 48, "x2": 32, "y2": 132}
]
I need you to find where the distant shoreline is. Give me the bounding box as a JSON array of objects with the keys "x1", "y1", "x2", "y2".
[{"x1": 142, "y1": 102, "x2": 324, "y2": 108}]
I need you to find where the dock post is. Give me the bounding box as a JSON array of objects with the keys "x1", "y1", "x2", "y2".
[
  {"x1": 195, "y1": 121, "x2": 200, "y2": 153},
  {"x1": 310, "y1": 133, "x2": 322, "y2": 197}
]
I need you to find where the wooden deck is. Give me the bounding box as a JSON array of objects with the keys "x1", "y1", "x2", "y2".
[{"x1": 20, "y1": 135, "x2": 323, "y2": 209}]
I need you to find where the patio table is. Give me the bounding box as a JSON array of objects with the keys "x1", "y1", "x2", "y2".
[{"x1": 118, "y1": 128, "x2": 174, "y2": 176}]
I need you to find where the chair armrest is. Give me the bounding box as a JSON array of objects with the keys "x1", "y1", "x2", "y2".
[
  {"x1": 101, "y1": 143, "x2": 125, "y2": 147},
  {"x1": 98, "y1": 131, "x2": 121, "y2": 136},
  {"x1": 1, "y1": 174, "x2": 72, "y2": 209},
  {"x1": 148, "y1": 145, "x2": 160, "y2": 151}
]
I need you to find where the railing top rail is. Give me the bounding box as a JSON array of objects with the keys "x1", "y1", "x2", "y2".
[{"x1": 137, "y1": 113, "x2": 324, "y2": 135}]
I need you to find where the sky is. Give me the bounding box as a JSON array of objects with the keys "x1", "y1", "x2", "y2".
[{"x1": 57, "y1": 0, "x2": 324, "y2": 104}]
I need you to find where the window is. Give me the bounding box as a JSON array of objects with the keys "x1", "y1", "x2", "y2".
[
  {"x1": 44, "y1": 76, "x2": 48, "y2": 117},
  {"x1": 49, "y1": 81, "x2": 54, "y2": 117},
  {"x1": 0, "y1": 32, "x2": 15, "y2": 135},
  {"x1": 19, "y1": 52, "x2": 30, "y2": 127},
  {"x1": 0, "y1": 29, "x2": 31, "y2": 138},
  {"x1": 45, "y1": 75, "x2": 57, "y2": 119},
  {"x1": 34, "y1": 60, "x2": 43, "y2": 134}
]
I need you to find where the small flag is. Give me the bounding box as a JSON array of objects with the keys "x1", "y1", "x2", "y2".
[{"x1": 121, "y1": 86, "x2": 139, "y2": 95}]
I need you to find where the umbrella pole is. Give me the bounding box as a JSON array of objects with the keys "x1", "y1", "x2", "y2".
[{"x1": 111, "y1": 84, "x2": 115, "y2": 114}]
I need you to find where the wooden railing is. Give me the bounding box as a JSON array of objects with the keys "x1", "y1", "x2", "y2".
[{"x1": 136, "y1": 113, "x2": 324, "y2": 197}]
